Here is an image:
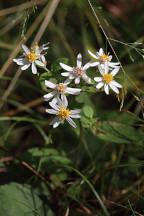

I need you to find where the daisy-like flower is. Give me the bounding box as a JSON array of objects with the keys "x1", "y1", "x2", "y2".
[
  {"x1": 59, "y1": 53, "x2": 91, "y2": 84},
  {"x1": 46, "y1": 95, "x2": 81, "y2": 128},
  {"x1": 31, "y1": 42, "x2": 49, "y2": 66},
  {"x1": 44, "y1": 79, "x2": 81, "y2": 101},
  {"x1": 94, "y1": 63, "x2": 122, "y2": 95},
  {"x1": 88, "y1": 48, "x2": 120, "y2": 69},
  {"x1": 13, "y1": 42, "x2": 49, "y2": 74}
]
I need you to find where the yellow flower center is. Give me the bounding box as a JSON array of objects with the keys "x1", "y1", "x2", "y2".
[
  {"x1": 59, "y1": 108, "x2": 70, "y2": 118},
  {"x1": 35, "y1": 43, "x2": 39, "y2": 50},
  {"x1": 103, "y1": 73, "x2": 113, "y2": 84},
  {"x1": 30, "y1": 43, "x2": 39, "y2": 51},
  {"x1": 57, "y1": 84, "x2": 66, "y2": 94},
  {"x1": 100, "y1": 55, "x2": 109, "y2": 62},
  {"x1": 73, "y1": 67, "x2": 84, "y2": 76},
  {"x1": 26, "y1": 52, "x2": 36, "y2": 62}
]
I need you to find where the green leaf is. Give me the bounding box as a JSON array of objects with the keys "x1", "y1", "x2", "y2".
[
  {"x1": 81, "y1": 116, "x2": 96, "y2": 129},
  {"x1": 19, "y1": 147, "x2": 72, "y2": 172},
  {"x1": 39, "y1": 72, "x2": 52, "y2": 91},
  {"x1": 76, "y1": 92, "x2": 93, "y2": 106},
  {"x1": 51, "y1": 58, "x2": 69, "y2": 73},
  {"x1": 83, "y1": 105, "x2": 94, "y2": 118},
  {"x1": 97, "y1": 121, "x2": 144, "y2": 144},
  {"x1": 0, "y1": 182, "x2": 54, "y2": 216}
]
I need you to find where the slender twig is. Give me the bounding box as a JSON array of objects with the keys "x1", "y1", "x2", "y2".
[
  {"x1": 0, "y1": 0, "x2": 46, "y2": 16},
  {"x1": 0, "y1": 147, "x2": 53, "y2": 194},
  {"x1": 21, "y1": 161, "x2": 53, "y2": 193},
  {"x1": 107, "y1": 200, "x2": 144, "y2": 216}
]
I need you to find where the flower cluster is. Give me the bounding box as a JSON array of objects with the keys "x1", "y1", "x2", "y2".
[
  {"x1": 13, "y1": 44, "x2": 122, "y2": 128},
  {"x1": 88, "y1": 48, "x2": 122, "y2": 95}
]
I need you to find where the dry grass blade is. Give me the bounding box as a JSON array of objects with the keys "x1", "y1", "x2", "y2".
[
  {"x1": 0, "y1": 0, "x2": 46, "y2": 16},
  {"x1": 3, "y1": 97, "x2": 44, "y2": 117},
  {"x1": 0, "y1": 42, "x2": 15, "y2": 50},
  {"x1": 107, "y1": 200, "x2": 144, "y2": 216},
  {"x1": 0, "y1": 13, "x2": 23, "y2": 36},
  {"x1": 0, "y1": 0, "x2": 61, "y2": 110},
  {"x1": 0, "y1": 1, "x2": 50, "y2": 77},
  {"x1": 33, "y1": 0, "x2": 61, "y2": 44}
]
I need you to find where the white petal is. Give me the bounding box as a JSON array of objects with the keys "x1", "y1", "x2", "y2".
[
  {"x1": 88, "y1": 50, "x2": 98, "y2": 59},
  {"x1": 110, "y1": 67, "x2": 120, "y2": 76},
  {"x1": 99, "y1": 48, "x2": 104, "y2": 56},
  {"x1": 21, "y1": 64, "x2": 30, "y2": 70},
  {"x1": 75, "y1": 77, "x2": 80, "y2": 84},
  {"x1": 109, "y1": 62, "x2": 120, "y2": 67},
  {"x1": 64, "y1": 79, "x2": 71, "y2": 85},
  {"x1": 22, "y1": 44, "x2": 30, "y2": 55},
  {"x1": 45, "y1": 80, "x2": 56, "y2": 89},
  {"x1": 104, "y1": 84, "x2": 109, "y2": 95},
  {"x1": 35, "y1": 60, "x2": 45, "y2": 67},
  {"x1": 109, "y1": 83, "x2": 119, "y2": 94},
  {"x1": 40, "y1": 43, "x2": 49, "y2": 51},
  {"x1": 31, "y1": 62, "x2": 37, "y2": 74},
  {"x1": 66, "y1": 117, "x2": 77, "y2": 128},
  {"x1": 59, "y1": 63, "x2": 73, "y2": 71},
  {"x1": 46, "y1": 109, "x2": 58, "y2": 114},
  {"x1": 110, "y1": 80, "x2": 122, "y2": 88},
  {"x1": 89, "y1": 61, "x2": 99, "y2": 67},
  {"x1": 70, "y1": 109, "x2": 81, "y2": 114},
  {"x1": 69, "y1": 114, "x2": 81, "y2": 118},
  {"x1": 56, "y1": 97, "x2": 64, "y2": 108},
  {"x1": 98, "y1": 64, "x2": 104, "y2": 75},
  {"x1": 82, "y1": 74, "x2": 91, "y2": 84},
  {"x1": 61, "y1": 72, "x2": 70, "y2": 77},
  {"x1": 96, "y1": 82, "x2": 104, "y2": 89},
  {"x1": 51, "y1": 97, "x2": 58, "y2": 104},
  {"x1": 104, "y1": 61, "x2": 109, "y2": 74},
  {"x1": 94, "y1": 77, "x2": 102, "y2": 82},
  {"x1": 49, "y1": 100, "x2": 60, "y2": 111},
  {"x1": 43, "y1": 91, "x2": 57, "y2": 100},
  {"x1": 83, "y1": 62, "x2": 90, "y2": 71},
  {"x1": 69, "y1": 74, "x2": 75, "y2": 79},
  {"x1": 35, "y1": 49, "x2": 42, "y2": 55},
  {"x1": 41, "y1": 55, "x2": 46, "y2": 63},
  {"x1": 43, "y1": 46, "x2": 49, "y2": 50},
  {"x1": 53, "y1": 120, "x2": 61, "y2": 128},
  {"x1": 13, "y1": 58, "x2": 24, "y2": 65},
  {"x1": 62, "y1": 94, "x2": 68, "y2": 108},
  {"x1": 66, "y1": 87, "x2": 81, "y2": 95},
  {"x1": 49, "y1": 116, "x2": 61, "y2": 128},
  {"x1": 77, "y1": 53, "x2": 82, "y2": 67}
]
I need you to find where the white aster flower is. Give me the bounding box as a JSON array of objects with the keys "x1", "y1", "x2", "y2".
[
  {"x1": 94, "y1": 63, "x2": 122, "y2": 95},
  {"x1": 46, "y1": 95, "x2": 81, "y2": 128},
  {"x1": 13, "y1": 42, "x2": 49, "y2": 74},
  {"x1": 88, "y1": 48, "x2": 120, "y2": 69},
  {"x1": 59, "y1": 53, "x2": 91, "y2": 84},
  {"x1": 44, "y1": 79, "x2": 81, "y2": 101},
  {"x1": 31, "y1": 42, "x2": 49, "y2": 66}
]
